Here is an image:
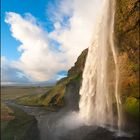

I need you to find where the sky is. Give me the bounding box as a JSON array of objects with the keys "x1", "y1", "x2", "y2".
[{"x1": 1, "y1": 0, "x2": 103, "y2": 85}]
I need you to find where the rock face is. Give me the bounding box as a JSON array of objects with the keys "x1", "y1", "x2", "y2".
[
  {"x1": 68, "y1": 49, "x2": 88, "y2": 77},
  {"x1": 115, "y1": 0, "x2": 139, "y2": 88},
  {"x1": 16, "y1": 49, "x2": 88, "y2": 110},
  {"x1": 115, "y1": 0, "x2": 139, "y2": 117}
]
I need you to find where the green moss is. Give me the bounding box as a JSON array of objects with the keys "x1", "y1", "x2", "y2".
[
  {"x1": 1, "y1": 106, "x2": 39, "y2": 140},
  {"x1": 16, "y1": 94, "x2": 43, "y2": 106},
  {"x1": 1, "y1": 121, "x2": 9, "y2": 131},
  {"x1": 16, "y1": 73, "x2": 82, "y2": 109},
  {"x1": 128, "y1": 60, "x2": 139, "y2": 72},
  {"x1": 42, "y1": 84, "x2": 65, "y2": 106},
  {"x1": 124, "y1": 96, "x2": 140, "y2": 118},
  {"x1": 41, "y1": 74, "x2": 81, "y2": 107},
  {"x1": 1, "y1": 103, "x2": 15, "y2": 122}
]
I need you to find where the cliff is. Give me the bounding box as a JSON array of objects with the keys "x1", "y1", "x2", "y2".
[
  {"x1": 115, "y1": 0, "x2": 139, "y2": 118},
  {"x1": 16, "y1": 49, "x2": 88, "y2": 110}
]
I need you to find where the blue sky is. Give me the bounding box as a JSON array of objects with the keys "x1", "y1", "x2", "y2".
[
  {"x1": 1, "y1": 0, "x2": 101, "y2": 85},
  {"x1": 1, "y1": 0, "x2": 68, "y2": 85},
  {"x1": 1, "y1": 0, "x2": 54, "y2": 60}
]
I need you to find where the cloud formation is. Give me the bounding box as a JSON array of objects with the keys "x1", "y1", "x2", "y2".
[
  {"x1": 1, "y1": 56, "x2": 30, "y2": 85},
  {"x1": 3, "y1": 0, "x2": 103, "y2": 83},
  {"x1": 5, "y1": 12, "x2": 68, "y2": 82},
  {"x1": 50, "y1": 0, "x2": 103, "y2": 65}
]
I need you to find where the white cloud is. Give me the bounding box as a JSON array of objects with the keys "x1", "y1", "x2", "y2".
[
  {"x1": 49, "y1": 0, "x2": 104, "y2": 66},
  {"x1": 1, "y1": 56, "x2": 30, "y2": 85},
  {"x1": 3, "y1": 0, "x2": 103, "y2": 83},
  {"x1": 46, "y1": 0, "x2": 74, "y2": 23},
  {"x1": 5, "y1": 12, "x2": 69, "y2": 82}
]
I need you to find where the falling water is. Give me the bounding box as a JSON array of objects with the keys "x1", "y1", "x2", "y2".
[{"x1": 79, "y1": 0, "x2": 122, "y2": 132}]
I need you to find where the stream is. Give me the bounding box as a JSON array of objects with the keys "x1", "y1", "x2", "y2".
[{"x1": 5, "y1": 100, "x2": 139, "y2": 140}]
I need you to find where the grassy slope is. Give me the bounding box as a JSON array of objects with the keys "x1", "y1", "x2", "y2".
[
  {"x1": 1, "y1": 105, "x2": 39, "y2": 140},
  {"x1": 1, "y1": 86, "x2": 49, "y2": 140},
  {"x1": 1, "y1": 86, "x2": 50, "y2": 101},
  {"x1": 1, "y1": 86, "x2": 50, "y2": 120},
  {"x1": 16, "y1": 74, "x2": 82, "y2": 109},
  {"x1": 16, "y1": 49, "x2": 88, "y2": 109},
  {"x1": 124, "y1": 97, "x2": 139, "y2": 118},
  {"x1": 1, "y1": 103, "x2": 14, "y2": 121}
]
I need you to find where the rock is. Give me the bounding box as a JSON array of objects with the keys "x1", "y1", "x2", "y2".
[
  {"x1": 114, "y1": 0, "x2": 139, "y2": 118},
  {"x1": 68, "y1": 48, "x2": 88, "y2": 77},
  {"x1": 115, "y1": 0, "x2": 139, "y2": 91}
]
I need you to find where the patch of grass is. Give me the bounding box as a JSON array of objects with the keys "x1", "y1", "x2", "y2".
[
  {"x1": 124, "y1": 96, "x2": 140, "y2": 118},
  {"x1": 16, "y1": 73, "x2": 82, "y2": 108},
  {"x1": 1, "y1": 121, "x2": 9, "y2": 132},
  {"x1": 41, "y1": 74, "x2": 82, "y2": 106},
  {"x1": 1, "y1": 86, "x2": 51, "y2": 121},
  {"x1": 1, "y1": 86, "x2": 49, "y2": 101},
  {"x1": 1, "y1": 103, "x2": 14, "y2": 121},
  {"x1": 1, "y1": 105, "x2": 39, "y2": 140},
  {"x1": 16, "y1": 93, "x2": 43, "y2": 106},
  {"x1": 42, "y1": 84, "x2": 65, "y2": 107}
]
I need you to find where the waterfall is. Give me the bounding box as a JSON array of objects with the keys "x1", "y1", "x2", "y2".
[{"x1": 79, "y1": 0, "x2": 122, "y2": 131}]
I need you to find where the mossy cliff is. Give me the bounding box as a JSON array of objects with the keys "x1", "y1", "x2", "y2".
[
  {"x1": 17, "y1": 1, "x2": 139, "y2": 118},
  {"x1": 16, "y1": 49, "x2": 88, "y2": 110},
  {"x1": 115, "y1": 0, "x2": 139, "y2": 118}
]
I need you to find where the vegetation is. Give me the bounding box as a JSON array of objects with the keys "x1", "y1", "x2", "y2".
[
  {"x1": 1, "y1": 105, "x2": 39, "y2": 140},
  {"x1": 115, "y1": 0, "x2": 139, "y2": 119},
  {"x1": 124, "y1": 96, "x2": 139, "y2": 118},
  {"x1": 15, "y1": 48, "x2": 87, "y2": 108},
  {"x1": 1, "y1": 103, "x2": 14, "y2": 121},
  {"x1": 1, "y1": 86, "x2": 49, "y2": 121},
  {"x1": 16, "y1": 73, "x2": 82, "y2": 109},
  {"x1": 1, "y1": 86, "x2": 47, "y2": 140}
]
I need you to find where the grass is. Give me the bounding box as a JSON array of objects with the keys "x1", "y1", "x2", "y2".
[
  {"x1": 1, "y1": 86, "x2": 50, "y2": 101},
  {"x1": 16, "y1": 82, "x2": 66, "y2": 107},
  {"x1": 16, "y1": 93, "x2": 44, "y2": 106},
  {"x1": 16, "y1": 73, "x2": 82, "y2": 108},
  {"x1": 1, "y1": 86, "x2": 45, "y2": 140},
  {"x1": 1, "y1": 103, "x2": 14, "y2": 121},
  {"x1": 124, "y1": 96, "x2": 140, "y2": 118},
  {"x1": 1, "y1": 86, "x2": 51, "y2": 121},
  {"x1": 1, "y1": 105, "x2": 39, "y2": 140}
]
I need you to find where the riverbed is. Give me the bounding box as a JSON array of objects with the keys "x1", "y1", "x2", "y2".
[{"x1": 4, "y1": 100, "x2": 139, "y2": 140}]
